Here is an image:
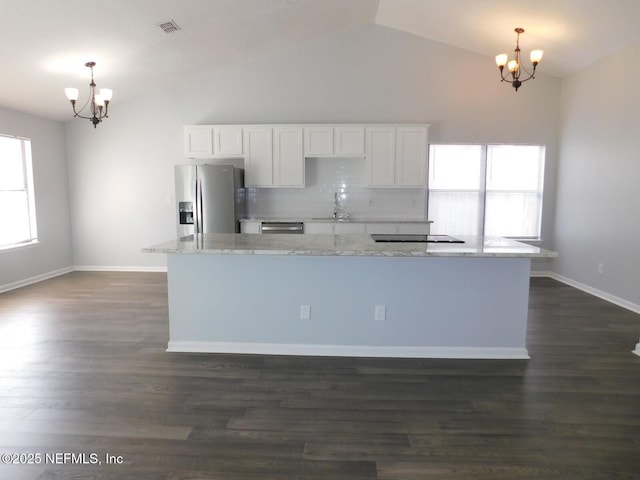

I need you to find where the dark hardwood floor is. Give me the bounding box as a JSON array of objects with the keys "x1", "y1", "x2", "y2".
[{"x1": 0, "y1": 272, "x2": 639, "y2": 479}]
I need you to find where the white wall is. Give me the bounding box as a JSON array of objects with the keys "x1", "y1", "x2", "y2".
[
  {"x1": 65, "y1": 25, "x2": 561, "y2": 269},
  {"x1": 0, "y1": 106, "x2": 72, "y2": 289},
  {"x1": 554, "y1": 38, "x2": 640, "y2": 308}
]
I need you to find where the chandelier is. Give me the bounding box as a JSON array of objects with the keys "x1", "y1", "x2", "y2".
[
  {"x1": 64, "y1": 62, "x2": 113, "y2": 128},
  {"x1": 495, "y1": 28, "x2": 543, "y2": 91}
]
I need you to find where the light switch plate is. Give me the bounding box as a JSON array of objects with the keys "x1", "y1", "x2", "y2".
[
  {"x1": 375, "y1": 305, "x2": 386, "y2": 321},
  {"x1": 300, "y1": 304, "x2": 311, "y2": 320}
]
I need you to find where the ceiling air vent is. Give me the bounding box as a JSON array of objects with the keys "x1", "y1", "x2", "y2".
[{"x1": 157, "y1": 20, "x2": 181, "y2": 34}]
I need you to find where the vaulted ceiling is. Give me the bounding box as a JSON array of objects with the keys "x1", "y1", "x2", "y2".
[{"x1": 1, "y1": 0, "x2": 639, "y2": 121}]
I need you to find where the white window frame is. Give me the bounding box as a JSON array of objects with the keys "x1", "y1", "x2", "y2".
[
  {"x1": 428, "y1": 143, "x2": 545, "y2": 240},
  {"x1": 0, "y1": 135, "x2": 38, "y2": 251}
]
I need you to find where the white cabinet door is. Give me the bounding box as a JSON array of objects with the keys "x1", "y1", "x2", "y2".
[
  {"x1": 304, "y1": 127, "x2": 333, "y2": 156},
  {"x1": 334, "y1": 222, "x2": 366, "y2": 234},
  {"x1": 304, "y1": 222, "x2": 334, "y2": 234},
  {"x1": 366, "y1": 127, "x2": 396, "y2": 186},
  {"x1": 241, "y1": 221, "x2": 261, "y2": 234},
  {"x1": 214, "y1": 127, "x2": 243, "y2": 156},
  {"x1": 397, "y1": 223, "x2": 430, "y2": 234},
  {"x1": 365, "y1": 223, "x2": 398, "y2": 234},
  {"x1": 365, "y1": 222, "x2": 431, "y2": 234},
  {"x1": 366, "y1": 126, "x2": 428, "y2": 187},
  {"x1": 184, "y1": 126, "x2": 214, "y2": 158},
  {"x1": 334, "y1": 126, "x2": 365, "y2": 155},
  {"x1": 244, "y1": 127, "x2": 273, "y2": 187},
  {"x1": 396, "y1": 127, "x2": 427, "y2": 186},
  {"x1": 274, "y1": 127, "x2": 304, "y2": 187}
]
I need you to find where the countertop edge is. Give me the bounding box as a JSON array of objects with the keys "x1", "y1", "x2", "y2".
[
  {"x1": 240, "y1": 217, "x2": 434, "y2": 224},
  {"x1": 142, "y1": 234, "x2": 558, "y2": 259}
]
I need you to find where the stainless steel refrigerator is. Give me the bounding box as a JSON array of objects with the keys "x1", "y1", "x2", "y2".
[{"x1": 174, "y1": 164, "x2": 245, "y2": 237}]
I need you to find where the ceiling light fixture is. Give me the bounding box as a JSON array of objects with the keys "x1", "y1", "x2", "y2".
[
  {"x1": 495, "y1": 28, "x2": 543, "y2": 92},
  {"x1": 64, "y1": 62, "x2": 112, "y2": 128}
]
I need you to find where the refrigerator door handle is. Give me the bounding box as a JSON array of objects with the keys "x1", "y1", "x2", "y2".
[{"x1": 194, "y1": 178, "x2": 201, "y2": 235}]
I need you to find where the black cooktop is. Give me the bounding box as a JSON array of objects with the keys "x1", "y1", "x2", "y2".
[{"x1": 371, "y1": 234, "x2": 464, "y2": 243}]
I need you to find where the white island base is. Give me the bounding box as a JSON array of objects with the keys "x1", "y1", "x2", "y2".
[{"x1": 165, "y1": 250, "x2": 533, "y2": 359}]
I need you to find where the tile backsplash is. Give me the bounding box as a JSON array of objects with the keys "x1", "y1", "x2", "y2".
[{"x1": 246, "y1": 157, "x2": 426, "y2": 219}]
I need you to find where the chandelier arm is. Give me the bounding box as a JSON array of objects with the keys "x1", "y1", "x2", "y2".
[
  {"x1": 497, "y1": 68, "x2": 512, "y2": 83},
  {"x1": 72, "y1": 112, "x2": 95, "y2": 120},
  {"x1": 71, "y1": 94, "x2": 92, "y2": 118},
  {"x1": 518, "y1": 73, "x2": 537, "y2": 84},
  {"x1": 70, "y1": 104, "x2": 95, "y2": 121},
  {"x1": 516, "y1": 64, "x2": 538, "y2": 84}
]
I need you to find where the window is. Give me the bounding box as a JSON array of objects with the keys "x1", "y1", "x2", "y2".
[
  {"x1": 0, "y1": 135, "x2": 38, "y2": 249},
  {"x1": 428, "y1": 144, "x2": 545, "y2": 239}
]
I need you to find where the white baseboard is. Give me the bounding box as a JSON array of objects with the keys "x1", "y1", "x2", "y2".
[
  {"x1": 530, "y1": 270, "x2": 554, "y2": 277},
  {"x1": 1, "y1": 265, "x2": 167, "y2": 293},
  {"x1": 547, "y1": 272, "x2": 640, "y2": 315},
  {"x1": 0, "y1": 266, "x2": 74, "y2": 293},
  {"x1": 166, "y1": 341, "x2": 530, "y2": 359},
  {"x1": 73, "y1": 265, "x2": 168, "y2": 273}
]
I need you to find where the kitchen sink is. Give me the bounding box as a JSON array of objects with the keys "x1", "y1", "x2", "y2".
[{"x1": 311, "y1": 216, "x2": 352, "y2": 222}]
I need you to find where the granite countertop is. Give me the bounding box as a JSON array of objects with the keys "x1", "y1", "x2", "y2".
[
  {"x1": 240, "y1": 217, "x2": 433, "y2": 224},
  {"x1": 144, "y1": 233, "x2": 557, "y2": 258}
]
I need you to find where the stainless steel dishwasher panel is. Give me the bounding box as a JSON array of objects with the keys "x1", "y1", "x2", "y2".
[{"x1": 260, "y1": 222, "x2": 304, "y2": 234}]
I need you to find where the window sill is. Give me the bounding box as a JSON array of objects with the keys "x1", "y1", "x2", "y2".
[{"x1": 0, "y1": 240, "x2": 40, "y2": 254}]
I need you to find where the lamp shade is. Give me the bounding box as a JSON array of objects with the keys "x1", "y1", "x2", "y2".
[
  {"x1": 530, "y1": 50, "x2": 544, "y2": 64},
  {"x1": 495, "y1": 54, "x2": 508, "y2": 67},
  {"x1": 65, "y1": 88, "x2": 79, "y2": 101},
  {"x1": 99, "y1": 88, "x2": 113, "y2": 102}
]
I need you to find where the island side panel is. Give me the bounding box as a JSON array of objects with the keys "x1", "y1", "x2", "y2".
[{"x1": 166, "y1": 253, "x2": 531, "y2": 358}]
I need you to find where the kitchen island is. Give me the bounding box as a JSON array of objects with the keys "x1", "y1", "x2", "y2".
[{"x1": 144, "y1": 233, "x2": 557, "y2": 359}]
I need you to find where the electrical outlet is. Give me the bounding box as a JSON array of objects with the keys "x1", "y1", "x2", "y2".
[
  {"x1": 375, "y1": 305, "x2": 386, "y2": 321},
  {"x1": 597, "y1": 263, "x2": 604, "y2": 275},
  {"x1": 300, "y1": 305, "x2": 311, "y2": 320}
]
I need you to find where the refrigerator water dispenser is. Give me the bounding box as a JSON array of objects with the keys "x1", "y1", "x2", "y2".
[{"x1": 178, "y1": 201, "x2": 194, "y2": 225}]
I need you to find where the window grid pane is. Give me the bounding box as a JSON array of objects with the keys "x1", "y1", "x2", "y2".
[
  {"x1": 428, "y1": 145, "x2": 484, "y2": 236},
  {"x1": 485, "y1": 145, "x2": 544, "y2": 238},
  {"x1": 484, "y1": 192, "x2": 542, "y2": 237},
  {"x1": 428, "y1": 191, "x2": 482, "y2": 235},
  {"x1": 0, "y1": 135, "x2": 37, "y2": 248}
]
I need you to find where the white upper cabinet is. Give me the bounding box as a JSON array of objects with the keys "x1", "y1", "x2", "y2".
[
  {"x1": 214, "y1": 127, "x2": 243, "y2": 156},
  {"x1": 396, "y1": 127, "x2": 428, "y2": 186},
  {"x1": 184, "y1": 126, "x2": 214, "y2": 158},
  {"x1": 244, "y1": 126, "x2": 305, "y2": 188},
  {"x1": 366, "y1": 127, "x2": 396, "y2": 187},
  {"x1": 244, "y1": 127, "x2": 273, "y2": 187},
  {"x1": 273, "y1": 127, "x2": 304, "y2": 187},
  {"x1": 334, "y1": 126, "x2": 365, "y2": 155},
  {"x1": 304, "y1": 127, "x2": 334, "y2": 156},
  {"x1": 184, "y1": 125, "x2": 243, "y2": 158},
  {"x1": 303, "y1": 126, "x2": 365, "y2": 157},
  {"x1": 185, "y1": 124, "x2": 428, "y2": 188},
  {"x1": 366, "y1": 125, "x2": 429, "y2": 187}
]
